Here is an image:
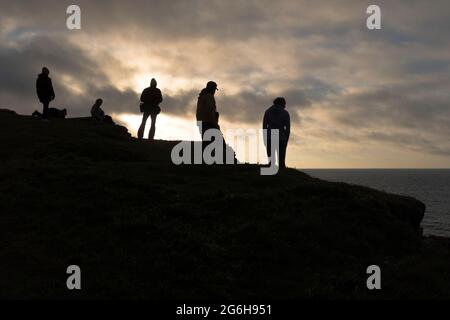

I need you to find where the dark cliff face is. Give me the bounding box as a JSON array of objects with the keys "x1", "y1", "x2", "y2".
[
  {"x1": 1, "y1": 111, "x2": 446, "y2": 299},
  {"x1": 388, "y1": 195, "x2": 426, "y2": 233}
]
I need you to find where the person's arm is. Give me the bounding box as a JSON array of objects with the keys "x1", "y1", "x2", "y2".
[
  {"x1": 158, "y1": 89, "x2": 163, "y2": 104},
  {"x1": 285, "y1": 112, "x2": 291, "y2": 141},
  {"x1": 263, "y1": 111, "x2": 268, "y2": 130},
  {"x1": 140, "y1": 89, "x2": 145, "y2": 103},
  {"x1": 49, "y1": 79, "x2": 55, "y2": 100},
  {"x1": 207, "y1": 95, "x2": 218, "y2": 124},
  {"x1": 36, "y1": 79, "x2": 41, "y2": 100}
]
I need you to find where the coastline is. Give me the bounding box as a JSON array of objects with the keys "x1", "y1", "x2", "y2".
[{"x1": 1, "y1": 110, "x2": 450, "y2": 299}]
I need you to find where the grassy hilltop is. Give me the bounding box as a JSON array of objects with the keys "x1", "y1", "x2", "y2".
[{"x1": 0, "y1": 110, "x2": 449, "y2": 299}]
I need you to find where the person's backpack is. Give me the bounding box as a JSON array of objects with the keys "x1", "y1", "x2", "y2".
[{"x1": 48, "y1": 108, "x2": 67, "y2": 118}]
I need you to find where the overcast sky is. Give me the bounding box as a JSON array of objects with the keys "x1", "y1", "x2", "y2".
[{"x1": 1, "y1": 0, "x2": 449, "y2": 168}]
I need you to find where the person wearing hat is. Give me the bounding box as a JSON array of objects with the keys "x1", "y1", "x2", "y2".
[
  {"x1": 197, "y1": 81, "x2": 219, "y2": 127},
  {"x1": 138, "y1": 78, "x2": 163, "y2": 140},
  {"x1": 263, "y1": 97, "x2": 291, "y2": 169},
  {"x1": 196, "y1": 81, "x2": 220, "y2": 153}
]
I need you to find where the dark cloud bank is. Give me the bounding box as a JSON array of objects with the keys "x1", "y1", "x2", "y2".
[{"x1": 1, "y1": 0, "x2": 450, "y2": 159}]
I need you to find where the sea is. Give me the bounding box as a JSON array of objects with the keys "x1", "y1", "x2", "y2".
[{"x1": 302, "y1": 169, "x2": 450, "y2": 237}]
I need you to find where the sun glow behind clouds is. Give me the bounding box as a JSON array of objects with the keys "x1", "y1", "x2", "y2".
[
  {"x1": 132, "y1": 73, "x2": 201, "y2": 96},
  {"x1": 113, "y1": 112, "x2": 271, "y2": 165},
  {"x1": 113, "y1": 113, "x2": 201, "y2": 141}
]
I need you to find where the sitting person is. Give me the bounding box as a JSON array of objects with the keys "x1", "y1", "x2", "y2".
[
  {"x1": 91, "y1": 98, "x2": 114, "y2": 124},
  {"x1": 32, "y1": 108, "x2": 67, "y2": 119}
]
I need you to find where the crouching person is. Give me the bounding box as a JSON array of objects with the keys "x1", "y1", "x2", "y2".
[{"x1": 91, "y1": 99, "x2": 114, "y2": 124}]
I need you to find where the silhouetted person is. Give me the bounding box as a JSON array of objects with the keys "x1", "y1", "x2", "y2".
[
  {"x1": 263, "y1": 97, "x2": 290, "y2": 169},
  {"x1": 91, "y1": 99, "x2": 105, "y2": 121},
  {"x1": 138, "y1": 78, "x2": 163, "y2": 140},
  {"x1": 36, "y1": 67, "x2": 55, "y2": 119},
  {"x1": 195, "y1": 81, "x2": 237, "y2": 164},
  {"x1": 91, "y1": 98, "x2": 114, "y2": 124},
  {"x1": 197, "y1": 81, "x2": 220, "y2": 152}
]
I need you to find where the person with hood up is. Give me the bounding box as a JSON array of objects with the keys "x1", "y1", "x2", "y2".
[
  {"x1": 138, "y1": 78, "x2": 163, "y2": 140},
  {"x1": 36, "y1": 67, "x2": 56, "y2": 119},
  {"x1": 263, "y1": 97, "x2": 291, "y2": 169}
]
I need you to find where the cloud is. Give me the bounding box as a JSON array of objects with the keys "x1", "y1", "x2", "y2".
[
  {"x1": 0, "y1": 34, "x2": 139, "y2": 116},
  {"x1": 1, "y1": 0, "x2": 450, "y2": 165}
]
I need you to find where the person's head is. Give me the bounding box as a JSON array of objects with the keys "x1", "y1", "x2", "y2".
[
  {"x1": 94, "y1": 98, "x2": 103, "y2": 107},
  {"x1": 150, "y1": 78, "x2": 157, "y2": 87},
  {"x1": 42, "y1": 67, "x2": 50, "y2": 76},
  {"x1": 273, "y1": 97, "x2": 286, "y2": 108},
  {"x1": 206, "y1": 81, "x2": 218, "y2": 95}
]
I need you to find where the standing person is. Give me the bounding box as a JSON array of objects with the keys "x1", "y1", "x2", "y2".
[
  {"x1": 138, "y1": 78, "x2": 163, "y2": 140},
  {"x1": 263, "y1": 97, "x2": 290, "y2": 169},
  {"x1": 36, "y1": 67, "x2": 55, "y2": 119},
  {"x1": 196, "y1": 81, "x2": 220, "y2": 151}
]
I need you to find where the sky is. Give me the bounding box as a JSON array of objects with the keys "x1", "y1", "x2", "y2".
[{"x1": 0, "y1": 0, "x2": 449, "y2": 168}]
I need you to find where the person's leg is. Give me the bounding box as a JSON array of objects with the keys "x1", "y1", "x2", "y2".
[
  {"x1": 201, "y1": 122, "x2": 212, "y2": 143},
  {"x1": 201, "y1": 123, "x2": 208, "y2": 164},
  {"x1": 273, "y1": 138, "x2": 280, "y2": 168},
  {"x1": 138, "y1": 113, "x2": 150, "y2": 139},
  {"x1": 104, "y1": 115, "x2": 114, "y2": 124},
  {"x1": 265, "y1": 138, "x2": 272, "y2": 165},
  {"x1": 201, "y1": 122, "x2": 215, "y2": 163},
  {"x1": 42, "y1": 102, "x2": 49, "y2": 119},
  {"x1": 149, "y1": 114, "x2": 157, "y2": 141},
  {"x1": 201, "y1": 122, "x2": 209, "y2": 155},
  {"x1": 279, "y1": 140, "x2": 288, "y2": 168}
]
